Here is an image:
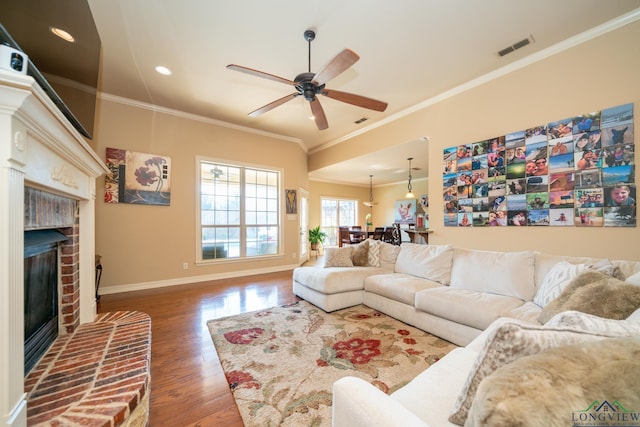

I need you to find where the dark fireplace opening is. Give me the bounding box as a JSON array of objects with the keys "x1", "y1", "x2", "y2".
[{"x1": 24, "y1": 230, "x2": 68, "y2": 375}]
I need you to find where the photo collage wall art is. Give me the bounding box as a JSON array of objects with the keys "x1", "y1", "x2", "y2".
[{"x1": 442, "y1": 103, "x2": 635, "y2": 227}]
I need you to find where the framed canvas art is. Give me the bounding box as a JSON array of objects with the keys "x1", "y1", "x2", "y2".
[{"x1": 105, "y1": 147, "x2": 171, "y2": 205}]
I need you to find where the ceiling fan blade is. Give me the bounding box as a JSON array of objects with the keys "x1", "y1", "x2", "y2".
[
  {"x1": 322, "y1": 89, "x2": 388, "y2": 112},
  {"x1": 311, "y1": 48, "x2": 360, "y2": 86},
  {"x1": 309, "y1": 98, "x2": 328, "y2": 130},
  {"x1": 249, "y1": 93, "x2": 299, "y2": 117},
  {"x1": 227, "y1": 64, "x2": 296, "y2": 86}
]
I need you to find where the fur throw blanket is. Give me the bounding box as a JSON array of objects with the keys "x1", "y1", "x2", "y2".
[
  {"x1": 466, "y1": 337, "x2": 640, "y2": 427},
  {"x1": 539, "y1": 271, "x2": 640, "y2": 324}
]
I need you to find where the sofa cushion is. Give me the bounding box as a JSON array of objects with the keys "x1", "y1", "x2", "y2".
[
  {"x1": 415, "y1": 287, "x2": 524, "y2": 330},
  {"x1": 379, "y1": 242, "x2": 401, "y2": 270},
  {"x1": 449, "y1": 248, "x2": 535, "y2": 300},
  {"x1": 394, "y1": 243, "x2": 454, "y2": 285},
  {"x1": 539, "y1": 270, "x2": 640, "y2": 323},
  {"x1": 466, "y1": 338, "x2": 640, "y2": 427},
  {"x1": 293, "y1": 266, "x2": 388, "y2": 294},
  {"x1": 323, "y1": 246, "x2": 353, "y2": 267},
  {"x1": 448, "y1": 321, "x2": 627, "y2": 425},
  {"x1": 364, "y1": 273, "x2": 442, "y2": 306},
  {"x1": 499, "y1": 301, "x2": 543, "y2": 325},
  {"x1": 533, "y1": 260, "x2": 590, "y2": 307}
]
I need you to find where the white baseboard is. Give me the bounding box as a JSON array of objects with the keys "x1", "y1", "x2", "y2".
[
  {"x1": 98, "y1": 263, "x2": 299, "y2": 295},
  {"x1": 4, "y1": 395, "x2": 27, "y2": 426}
]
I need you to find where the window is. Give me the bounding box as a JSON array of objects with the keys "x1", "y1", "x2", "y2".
[
  {"x1": 320, "y1": 197, "x2": 358, "y2": 246},
  {"x1": 198, "y1": 158, "x2": 280, "y2": 261}
]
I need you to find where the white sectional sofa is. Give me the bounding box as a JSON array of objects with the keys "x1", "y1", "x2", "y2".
[
  {"x1": 292, "y1": 242, "x2": 640, "y2": 426},
  {"x1": 332, "y1": 312, "x2": 640, "y2": 427},
  {"x1": 293, "y1": 242, "x2": 640, "y2": 345}
]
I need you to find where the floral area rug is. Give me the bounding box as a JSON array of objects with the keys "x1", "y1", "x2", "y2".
[{"x1": 206, "y1": 300, "x2": 457, "y2": 426}]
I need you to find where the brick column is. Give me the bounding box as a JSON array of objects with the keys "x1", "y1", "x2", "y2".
[{"x1": 60, "y1": 212, "x2": 81, "y2": 334}]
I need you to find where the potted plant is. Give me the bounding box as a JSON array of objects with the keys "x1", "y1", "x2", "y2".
[{"x1": 308, "y1": 225, "x2": 327, "y2": 250}]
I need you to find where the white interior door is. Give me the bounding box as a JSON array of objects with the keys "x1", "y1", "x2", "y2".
[{"x1": 299, "y1": 189, "x2": 309, "y2": 264}]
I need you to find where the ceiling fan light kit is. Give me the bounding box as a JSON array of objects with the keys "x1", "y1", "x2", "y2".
[{"x1": 227, "y1": 29, "x2": 388, "y2": 131}]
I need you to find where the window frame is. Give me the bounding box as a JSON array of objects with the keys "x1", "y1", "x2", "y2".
[
  {"x1": 196, "y1": 156, "x2": 283, "y2": 265},
  {"x1": 319, "y1": 196, "x2": 359, "y2": 247}
]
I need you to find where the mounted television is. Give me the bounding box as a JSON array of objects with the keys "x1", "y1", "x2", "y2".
[{"x1": 0, "y1": 0, "x2": 101, "y2": 139}]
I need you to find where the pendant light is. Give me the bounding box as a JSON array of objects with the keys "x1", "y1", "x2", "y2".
[
  {"x1": 405, "y1": 157, "x2": 415, "y2": 199},
  {"x1": 363, "y1": 175, "x2": 378, "y2": 207}
]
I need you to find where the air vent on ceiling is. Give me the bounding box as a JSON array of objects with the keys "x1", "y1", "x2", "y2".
[
  {"x1": 354, "y1": 117, "x2": 369, "y2": 124},
  {"x1": 498, "y1": 35, "x2": 534, "y2": 57}
]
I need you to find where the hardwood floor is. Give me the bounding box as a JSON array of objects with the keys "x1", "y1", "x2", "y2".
[{"x1": 97, "y1": 269, "x2": 299, "y2": 427}]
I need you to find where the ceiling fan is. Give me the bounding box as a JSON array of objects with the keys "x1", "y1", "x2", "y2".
[{"x1": 227, "y1": 29, "x2": 388, "y2": 130}]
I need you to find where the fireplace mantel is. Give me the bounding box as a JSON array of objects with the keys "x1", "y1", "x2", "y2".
[{"x1": 0, "y1": 70, "x2": 108, "y2": 426}]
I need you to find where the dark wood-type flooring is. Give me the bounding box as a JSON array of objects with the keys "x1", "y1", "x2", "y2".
[{"x1": 98, "y1": 269, "x2": 299, "y2": 427}]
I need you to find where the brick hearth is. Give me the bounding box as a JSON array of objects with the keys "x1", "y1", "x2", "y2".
[{"x1": 24, "y1": 311, "x2": 151, "y2": 427}]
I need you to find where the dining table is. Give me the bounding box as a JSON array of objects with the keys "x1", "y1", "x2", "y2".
[{"x1": 348, "y1": 229, "x2": 368, "y2": 239}]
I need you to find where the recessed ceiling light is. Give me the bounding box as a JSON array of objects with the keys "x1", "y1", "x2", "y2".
[
  {"x1": 155, "y1": 66, "x2": 172, "y2": 76},
  {"x1": 50, "y1": 27, "x2": 75, "y2": 43}
]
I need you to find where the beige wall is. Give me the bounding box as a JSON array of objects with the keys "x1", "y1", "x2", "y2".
[
  {"x1": 93, "y1": 100, "x2": 308, "y2": 290},
  {"x1": 308, "y1": 21, "x2": 640, "y2": 260},
  {"x1": 372, "y1": 179, "x2": 428, "y2": 227},
  {"x1": 307, "y1": 179, "x2": 427, "y2": 230},
  {"x1": 95, "y1": 21, "x2": 639, "y2": 292},
  {"x1": 307, "y1": 180, "x2": 369, "y2": 230}
]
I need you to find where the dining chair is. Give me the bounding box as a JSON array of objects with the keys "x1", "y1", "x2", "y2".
[
  {"x1": 391, "y1": 223, "x2": 402, "y2": 246},
  {"x1": 349, "y1": 225, "x2": 365, "y2": 243},
  {"x1": 371, "y1": 227, "x2": 385, "y2": 240},
  {"x1": 382, "y1": 227, "x2": 394, "y2": 244},
  {"x1": 338, "y1": 226, "x2": 352, "y2": 247}
]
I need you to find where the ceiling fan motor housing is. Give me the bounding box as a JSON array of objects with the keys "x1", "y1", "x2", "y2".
[{"x1": 294, "y1": 72, "x2": 324, "y2": 101}]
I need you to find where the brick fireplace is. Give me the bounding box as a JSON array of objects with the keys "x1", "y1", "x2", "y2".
[
  {"x1": 24, "y1": 188, "x2": 82, "y2": 336},
  {"x1": 1, "y1": 70, "x2": 109, "y2": 426}
]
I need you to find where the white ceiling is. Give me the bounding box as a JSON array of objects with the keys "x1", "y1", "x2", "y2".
[{"x1": 86, "y1": 0, "x2": 640, "y2": 186}]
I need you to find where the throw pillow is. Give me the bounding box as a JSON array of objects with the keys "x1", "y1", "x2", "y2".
[
  {"x1": 351, "y1": 239, "x2": 369, "y2": 267},
  {"x1": 545, "y1": 310, "x2": 640, "y2": 336},
  {"x1": 323, "y1": 247, "x2": 353, "y2": 268},
  {"x1": 448, "y1": 322, "x2": 620, "y2": 425},
  {"x1": 368, "y1": 239, "x2": 381, "y2": 267},
  {"x1": 539, "y1": 270, "x2": 640, "y2": 323},
  {"x1": 589, "y1": 258, "x2": 625, "y2": 280},
  {"x1": 466, "y1": 338, "x2": 640, "y2": 427},
  {"x1": 533, "y1": 261, "x2": 590, "y2": 307},
  {"x1": 626, "y1": 270, "x2": 640, "y2": 286}
]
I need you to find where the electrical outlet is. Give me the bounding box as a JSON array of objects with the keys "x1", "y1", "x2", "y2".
[{"x1": 182, "y1": 262, "x2": 188, "y2": 270}]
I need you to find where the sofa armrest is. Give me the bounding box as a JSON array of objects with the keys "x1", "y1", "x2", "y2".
[{"x1": 332, "y1": 377, "x2": 428, "y2": 427}]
